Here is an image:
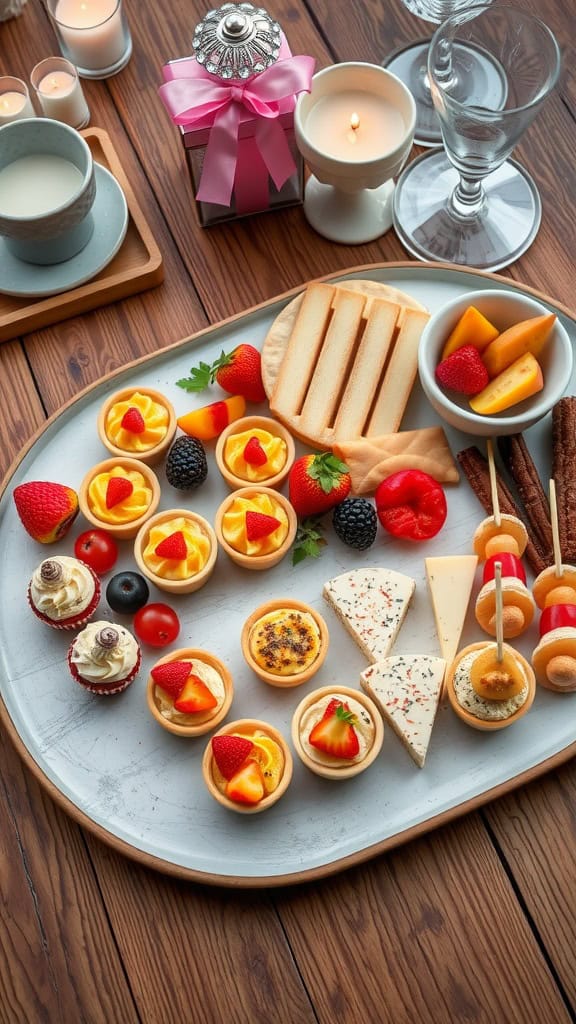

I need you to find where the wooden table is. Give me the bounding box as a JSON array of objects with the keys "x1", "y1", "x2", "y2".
[{"x1": 2, "y1": 1, "x2": 575, "y2": 1021}]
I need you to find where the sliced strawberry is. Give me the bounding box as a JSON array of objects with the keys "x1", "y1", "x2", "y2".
[
  {"x1": 174, "y1": 673, "x2": 218, "y2": 713},
  {"x1": 245, "y1": 511, "x2": 281, "y2": 542},
  {"x1": 105, "y1": 476, "x2": 133, "y2": 509},
  {"x1": 226, "y1": 760, "x2": 265, "y2": 805},
  {"x1": 150, "y1": 660, "x2": 192, "y2": 700},
  {"x1": 120, "y1": 406, "x2": 146, "y2": 433},
  {"x1": 212, "y1": 735, "x2": 254, "y2": 780},
  {"x1": 154, "y1": 531, "x2": 187, "y2": 560},
  {"x1": 308, "y1": 701, "x2": 360, "y2": 760},
  {"x1": 243, "y1": 436, "x2": 268, "y2": 466}
]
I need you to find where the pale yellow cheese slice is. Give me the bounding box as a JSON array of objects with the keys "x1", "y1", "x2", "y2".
[
  {"x1": 360, "y1": 654, "x2": 445, "y2": 768},
  {"x1": 425, "y1": 555, "x2": 478, "y2": 675}
]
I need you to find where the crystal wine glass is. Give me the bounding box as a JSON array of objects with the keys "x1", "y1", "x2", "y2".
[
  {"x1": 393, "y1": 4, "x2": 561, "y2": 271},
  {"x1": 383, "y1": 0, "x2": 497, "y2": 146}
]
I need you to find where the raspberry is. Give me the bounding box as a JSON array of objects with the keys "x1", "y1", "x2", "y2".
[{"x1": 435, "y1": 345, "x2": 489, "y2": 396}]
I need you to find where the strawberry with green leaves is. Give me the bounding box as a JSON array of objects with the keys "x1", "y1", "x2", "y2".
[
  {"x1": 288, "y1": 453, "x2": 351, "y2": 518},
  {"x1": 308, "y1": 699, "x2": 360, "y2": 760},
  {"x1": 176, "y1": 344, "x2": 266, "y2": 403}
]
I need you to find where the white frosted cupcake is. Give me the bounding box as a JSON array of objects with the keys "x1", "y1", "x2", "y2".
[
  {"x1": 28, "y1": 555, "x2": 100, "y2": 630},
  {"x1": 67, "y1": 621, "x2": 141, "y2": 695}
]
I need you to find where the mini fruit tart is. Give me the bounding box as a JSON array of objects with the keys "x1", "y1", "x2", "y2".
[
  {"x1": 78, "y1": 457, "x2": 161, "y2": 540},
  {"x1": 241, "y1": 598, "x2": 329, "y2": 687},
  {"x1": 146, "y1": 648, "x2": 233, "y2": 737},
  {"x1": 214, "y1": 486, "x2": 297, "y2": 570},
  {"x1": 446, "y1": 641, "x2": 536, "y2": 731},
  {"x1": 97, "y1": 387, "x2": 176, "y2": 466},
  {"x1": 291, "y1": 685, "x2": 384, "y2": 780},
  {"x1": 215, "y1": 415, "x2": 295, "y2": 490},
  {"x1": 134, "y1": 508, "x2": 217, "y2": 595},
  {"x1": 202, "y1": 718, "x2": 293, "y2": 814}
]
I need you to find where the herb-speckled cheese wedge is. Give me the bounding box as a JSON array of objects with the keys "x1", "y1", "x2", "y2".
[
  {"x1": 360, "y1": 654, "x2": 446, "y2": 768},
  {"x1": 322, "y1": 568, "x2": 415, "y2": 663}
]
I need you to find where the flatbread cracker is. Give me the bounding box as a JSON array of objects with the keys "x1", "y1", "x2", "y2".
[{"x1": 334, "y1": 427, "x2": 460, "y2": 495}]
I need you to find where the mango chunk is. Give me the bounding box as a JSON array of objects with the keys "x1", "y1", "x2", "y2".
[
  {"x1": 177, "y1": 394, "x2": 246, "y2": 440},
  {"x1": 469, "y1": 352, "x2": 543, "y2": 415},
  {"x1": 482, "y1": 313, "x2": 556, "y2": 378},
  {"x1": 441, "y1": 305, "x2": 499, "y2": 359}
]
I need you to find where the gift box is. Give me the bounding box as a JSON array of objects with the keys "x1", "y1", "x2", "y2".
[{"x1": 159, "y1": 4, "x2": 315, "y2": 227}]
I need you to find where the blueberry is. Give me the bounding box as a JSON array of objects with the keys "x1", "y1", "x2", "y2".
[{"x1": 106, "y1": 571, "x2": 150, "y2": 615}]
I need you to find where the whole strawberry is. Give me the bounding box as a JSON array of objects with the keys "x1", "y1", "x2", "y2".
[
  {"x1": 13, "y1": 480, "x2": 79, "y2": 543},
  {"x1": 288, "y1": 453, "x2": 351, "y2": 518},
  {"x1": 435, "y1": 345, "x2": 489, "y2": 396},
  {"x1": 176, "y1": 344, "x2": 266, "y2": 403}
]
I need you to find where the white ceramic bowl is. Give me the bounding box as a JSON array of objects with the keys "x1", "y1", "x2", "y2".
[{"x1": 418, "y1": 289, "x2": 573, "y2": 437}]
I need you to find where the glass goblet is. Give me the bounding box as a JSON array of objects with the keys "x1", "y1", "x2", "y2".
[
  {"x1": 383, "y1": 0, "x2": 497, "y2": 147},
  {"x1": 393, "y1": 4, "x2": 561, "y2": 271}
]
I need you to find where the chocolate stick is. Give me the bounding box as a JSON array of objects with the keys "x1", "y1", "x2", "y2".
[
  {"x1": 497, "y1": 433, "x2": 553, "y2": 562},
  {"x1": 552, "y1": 397, "x2": 576, "y2": 564}
]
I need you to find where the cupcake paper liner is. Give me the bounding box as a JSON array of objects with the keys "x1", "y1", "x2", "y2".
[{"x1": 67, "y1": 644, "x2": 142, "y2": 697}]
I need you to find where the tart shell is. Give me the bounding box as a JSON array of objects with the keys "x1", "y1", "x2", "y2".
[
  {"x1": 146, "y1": 648, "x2": 233, "y2": 737},
  {"x1": 446, "y1": 641, "x2": 536, "y2": 731},
  {"x1": 215, "y1": 415, "x2": 295, "y2": 490},
  {"x1": 214, "y1": 486, "x2": 297, "y2": 570},
  {"x1": 291, "y1": 685, "x2": 384, "y2": 780},
  {"x1": 134, "y1": 508, "x2": 218, "y2": 595},
  {"x1": 78, "y1": 457, "x2": 161, "y2": 540},
  {"x1": 97, "y1": 386, "x2": 176, "y2": 466},
  {"x1": 202, "y1": 718, "x2": 293, "y2": 814},
  {"x1": 241, "y1": 598, "x2": 329, "y2": 687}
]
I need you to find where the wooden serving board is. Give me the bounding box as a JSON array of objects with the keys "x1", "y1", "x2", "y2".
[{"x1": 0, "y1": 128, "x2": 164, "y2": 343}]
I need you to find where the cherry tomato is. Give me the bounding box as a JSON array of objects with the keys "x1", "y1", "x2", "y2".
[
  {"x1": 375, "y1": 470, "x2": 447, "y2": 542},
  {"x1": 133, "y1": 603, "x2": 180, "y2": 648},
  {"x1": 483, "y1": 552, "x2": 526, "y2": 585},
  {"x1": 74, "y1": 529, "x2": 118, "y2": 574},
  {"x1": 539, "y1": 603, "x2": 576, "y2": 637}
]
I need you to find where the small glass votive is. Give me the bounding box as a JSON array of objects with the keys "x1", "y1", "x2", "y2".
[
  {"x1": 0, "y1": 76, "x2": 35, "y2": 126},
  {"x1": 45, "y1": 0, "x2": 132, "y2": 80},
  {"x1": 31, "y1": 57, "x2": 90, "y2": 129}
]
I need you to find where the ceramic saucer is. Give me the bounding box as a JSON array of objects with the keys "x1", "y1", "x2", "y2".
[{"x1": 0, "y1": 163, "x2": 129, "y2": 298}]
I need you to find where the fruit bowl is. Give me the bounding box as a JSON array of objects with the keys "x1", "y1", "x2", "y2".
[{"x1": 418, "y1": 289, "x2": 573, "y2": 437}]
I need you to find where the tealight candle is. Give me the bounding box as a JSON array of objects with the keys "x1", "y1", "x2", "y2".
[
  {"x1": 46, "y1": 0, "x2": 132, "y2": 79},
  {"x1": 0, "y1": 76, "x2": 35, "y2": 125},
  {"x1": 31, "y1": 57, "x2": 90, "y2": 129},
  {"x1": 304, "y1": 92, "x2": 406, "y2": 162}
]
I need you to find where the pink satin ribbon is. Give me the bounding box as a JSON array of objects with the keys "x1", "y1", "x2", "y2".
[{"x1": 159, "y1": 55, "x2": 315, "y2": 208}]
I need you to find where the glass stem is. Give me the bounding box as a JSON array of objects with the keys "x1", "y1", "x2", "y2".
[{"x1": 449, "y1": 175, "x2": 485, "y2": 219}]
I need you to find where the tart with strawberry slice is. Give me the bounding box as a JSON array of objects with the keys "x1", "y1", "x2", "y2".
[
  {"x1": 291, "y1": 685, "x2": 384, "y2": 779},
  {"x1": 146, "y1": 648, "x2": 233, "y2": 736},
  {"x1": 214, "y1": 486, "x2": 297, "y2": 570},
  {"x1": 78, "y1": 457, "x2": 160, "y2": 540},
  {"x1": 97, "y1": 387, "x2": 176, "y2": 466},
  {"x1": 215, "y1": 415, "x2": 295, "y2": 490},
  {"x1": 134, "y1": 509, "x2": 217, "y2": 594},
  {"x1": 241, "y1": 598, "x2": 329, "y2": 687},
  {"x1": 202, "y1": 719, "x2": 293, "y2": 813}
]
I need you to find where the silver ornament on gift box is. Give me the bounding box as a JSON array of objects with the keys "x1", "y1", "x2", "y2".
[{"x1": 193, "y1": 3, "x2": 281, "y2": 80}]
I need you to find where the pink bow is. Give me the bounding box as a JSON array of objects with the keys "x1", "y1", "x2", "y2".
[{"x1": 159, "y1": 55, "x2": 315, "y2": 208}]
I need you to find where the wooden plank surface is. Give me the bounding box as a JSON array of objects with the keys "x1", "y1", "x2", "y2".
[{"x1": 1, "y1": 0, "x2": 576, "y2": 1020}]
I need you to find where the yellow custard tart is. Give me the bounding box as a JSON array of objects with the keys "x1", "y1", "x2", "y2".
[
  {"x1": 215, "y1": 415, "x2": 295, "y2": 490},
  {"x1": 78, "y1": 457, "x2": 161, "y2": 540},
  {"x1": 214, "y1": 486, "x2": 297, "y2": 570},
  {"x1": 147, "y1": 648, "x2": 233, "y2": 737},
  {"x1": 97, "y1": 387, "x2": 176, "y2": 466},
  {"x1": 446, "y1": 642, "x2": 536, "y2": 731},
  {"x1": 134, "y1": 509, "x2": 217, "y2": 595},
  {"x1": 241, "y1": 598, "x2": 329, "y2": 687},
  {"x1": 291, "y1": 685, "x2": 384, "y2": 780},
  {"x1": 202, "y1": 718, "x2": 293, "y2": 814}
]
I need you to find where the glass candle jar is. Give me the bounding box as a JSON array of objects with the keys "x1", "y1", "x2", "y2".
[
  {"x1": 31, "y1": 57, "x2": 90, "y2": 129},
  {"x1": 0, "y1": 76, "x2": 35, "y2": 125},
  {"x1": 46, "y1": 0, "x2": 132, "y2": 79}
]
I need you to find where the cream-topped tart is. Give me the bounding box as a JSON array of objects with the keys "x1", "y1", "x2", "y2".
[
  {"x1": 241, "y1": 599, "x2": 329, "y2": 687},
  {"x1": 215, "y1": 415, "x2": 295, "y2": 489},
  {"x1": 98, "y1": 387, "x2": 176, "y2": 465},
  {"x1": 214, "y1": 486, "x2": 297, "y2": 570},
  {"x1": 202, "y1": 719, "x2": 293, "y2": 813},
  {"x1": 446, "y1": 642, "x2": 535, "y2": 731},
  {"x1": 291, "y1": 685, "x2": 384, "y2": 779},
  {"x1": 78, "y1": 457, "x2": 161, "y2": 540},
  {"x1": 134, "y1": 509, "x2": 217, "y2": 594},
  {"x1": 146, "y1": 648, "x2": 233, "y2": 737}
]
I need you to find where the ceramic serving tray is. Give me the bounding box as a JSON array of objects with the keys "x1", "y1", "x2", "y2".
[{"x1": 1, "y1": 262, "x2": 575, "y2": 887}]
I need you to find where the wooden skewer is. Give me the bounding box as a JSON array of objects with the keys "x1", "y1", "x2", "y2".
[
  {"x1": 487, "y1": 438, "x2": 501, "y2": 528},
  {"x1": 549, "y1": 478, "x2": 563, "y2": 578},
  {"x1": 494, "y1": 560, "x2": 504, "y2": 664}
]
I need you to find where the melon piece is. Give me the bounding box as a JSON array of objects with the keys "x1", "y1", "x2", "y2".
[
  {"x1": 441, "y1": 305, "x2": 499, "y2": 359},
  {"x1": 482, "y1": 313, "x2": 556, "y2": 378},
  {"x1": 469, "y1": 352, "x2": 543, "y2": 415}
]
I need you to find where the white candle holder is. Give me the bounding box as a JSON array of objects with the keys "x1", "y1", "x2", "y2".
[
  {"x1": 46, "y1": 0, "x2": 132, "y2": 80},
  {"x1": 0, "y1": 76, "x2": 36, "y2": 126},
  {"x1": 295, "y1": 63, "x2": 416, "y2": 245},
  {"x1": 31, "y1": 57, "x2": 90, "y2": 130}
]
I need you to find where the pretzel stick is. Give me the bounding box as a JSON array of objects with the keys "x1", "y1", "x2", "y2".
[
  {"x1": 497, "y1": 433, "x2": 553, "y2": 561},
  {"x1": 552, "y1": 397, "x2": 576, "y2": 564},
  {"x1": 487, "y1": 439, "x2": 500, "y2": 527}
]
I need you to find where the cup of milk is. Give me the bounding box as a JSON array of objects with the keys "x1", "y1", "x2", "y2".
[{"x1": 0, "y1": 117, "x2": 96, "y2": 264}]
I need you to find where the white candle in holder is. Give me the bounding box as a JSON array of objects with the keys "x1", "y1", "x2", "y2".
[
  {"x1": 0, "y1": 76, "x2": 35, "y2": 125},
  {"x1": 49, "y1": 0, "x2": 131, "y2": 77},
  {"x1": 304, "y1": 92, "x2": 407, "y2": 161},
  {"x1": 31, "y1": 57, "x2": 90, "y2": 129}
]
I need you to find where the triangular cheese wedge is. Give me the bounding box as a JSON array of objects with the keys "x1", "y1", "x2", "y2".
[
  {"x1": 425, "y1": 556, "x2": 478, "y2": 674},
  {"x1": 360, "y1": 654, "x2": 446, "y2": 768},
  {"x1": 323, "y1": 568, "x2": 415, "y2": 663}
]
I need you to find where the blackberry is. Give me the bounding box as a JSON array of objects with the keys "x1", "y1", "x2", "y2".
[
  {"x1": 165, "y1": 436, "x2": 208, "y2": 490},
  {"x1": 332, "y1": 498, "x2": 377, "y2": 550}
]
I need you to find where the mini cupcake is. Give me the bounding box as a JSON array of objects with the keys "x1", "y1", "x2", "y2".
[
  {"x1": 215, "y1": 416, "x2": 295, "y2": 490},
  {"x1": 97, "y1": 387, "x2": 176, "y2": 466},
  {"x1": 28, "y1": 555, "x2": 100, "y2": 630},
  {"x1": 214, "y1": 486, "x2": 297, "y2": 570},
  {"x1": 134, "y1": 509, "x2": 217, "y2": 595},
  {"x1": 241, "y1": 598, "x2": 329, "y2": 687},
  {"x1": 291, "y1": 686, "x2": 384, "y2": 780},
  {"x1": 78, "y1": 457, "x2": 161, "y2": 540},
  {"x1": 146, "y1": 648, "x2": 233, "y2": 737},
  {"x1": 68, "y1": 621, "x2": 141, "y2": 695},
  {"x1": 202, "y1": 719, "x2": 293, "y2": 814}
]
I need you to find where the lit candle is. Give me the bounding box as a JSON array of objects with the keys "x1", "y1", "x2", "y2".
[
  {"x1": 31, "y1": 57, "x2": 90, "y2": 129},
  {"x1": 304, "y1": 91, "x2": 407, "y2": 161},
  {"x1": 0, "y1": 77, "x2": 35, "y2": 125},
  {"x1": 0, "y1": 154, "x2": 84, "y2": 217},
  {"x1": 48, "y1": 0, "x2": 131, "y2": 77}
]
